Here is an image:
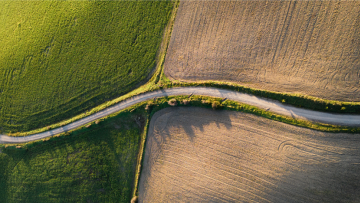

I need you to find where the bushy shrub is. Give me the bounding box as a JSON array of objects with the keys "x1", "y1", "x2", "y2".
[
  {"x1": 182, "y1": 99, "x2": 190, "y2": 105},
  {"x1": 212, "y1": 101, "x2": 221, "y2": 109},
  {"x1": 168, "y1": 99, "x2": 177, "y2": 106}
]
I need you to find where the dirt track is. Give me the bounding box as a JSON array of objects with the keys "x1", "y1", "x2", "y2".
[
  {"x1": 164, "y1": 1, "x2": 360, "y2": 101},
  {"x1": 1, "y1": 87, "x2": 360, "y2": 144},
  {"x1": 139, "y1": 107, "x2": 360, "y2": 202}
]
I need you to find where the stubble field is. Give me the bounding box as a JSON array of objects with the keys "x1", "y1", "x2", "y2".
[
  {"x1": 164, "y1": 1, "x2": 360, "y2": 101},
  {"x1": 139, "y1": 107, "x2": 360, "y2": 202}
]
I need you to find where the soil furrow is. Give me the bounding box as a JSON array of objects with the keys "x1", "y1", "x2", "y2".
[
  {"x1": 164, "y1": 1, "x2": 360, "y2": 101},
  {"x1": 139, "y1": 107, "x2": 360, "y2": 202}
]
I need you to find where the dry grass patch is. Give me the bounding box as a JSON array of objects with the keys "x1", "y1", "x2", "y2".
[
  {"x1": 182, "y1": 99, "x2": 189, "y2": 105},
  {"x1": 131, "y1": 196, "x2": 138, "y2": 203},
  {"x1": 164, "y1": 1, "x2": 360, "y2": 101},
  {"x1": 138, "y1": 107, "x2": 360, "y2": 202},
  {"x1": 201, "y1": 100, "x2": 210, "y2": 104}
]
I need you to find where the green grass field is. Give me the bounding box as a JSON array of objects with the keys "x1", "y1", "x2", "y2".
[
  {"x1": 0, "y1": 110, "x2": 144, "y2": 202},
  {"x1": 0, "y1": 1, "x2": 173, "y2": 133}
]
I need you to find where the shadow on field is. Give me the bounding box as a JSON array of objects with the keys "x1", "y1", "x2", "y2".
[
  {"x1": 139, "y1": 107, "x2": 233, "y2": 202},
  {"x1": 152, "y1": 106, "x2": 232, "y2": 142},
  {"x1": 140, "y1": 107, "x2": 360, "y2": 202}
]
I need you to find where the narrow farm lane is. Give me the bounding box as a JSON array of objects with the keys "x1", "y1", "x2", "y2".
[{"x1": 1, "y1": 87, "x2": 360, "y2": 144}]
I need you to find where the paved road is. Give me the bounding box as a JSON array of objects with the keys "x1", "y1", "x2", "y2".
[{"x1": 1, "y1": 87, "x2": 359, "y2": 144}]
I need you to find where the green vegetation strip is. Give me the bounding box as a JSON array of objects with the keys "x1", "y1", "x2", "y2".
[
  {"x1": 0, "y1": 0, "x2": 173, "y2": 133},
  {"x1": 158, "y1": 79, "x2": 360, "y2": 114},
  {"x1": 144, "y1": 95, "x2": 360, "y2": 134},
  {"x1": 132, "y1": 114, "x2": 150, "y2": 198}
]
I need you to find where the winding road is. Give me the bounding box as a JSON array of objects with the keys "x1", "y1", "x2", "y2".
[{"x1": 1, "y1": 87, "x2": 359, "y2": 144}]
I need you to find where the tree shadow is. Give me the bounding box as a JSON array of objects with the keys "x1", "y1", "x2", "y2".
[
  {"x1": 151, "y1": 106, "x2": 232, "y2": 147},
  {"x1": 139, "y1": 105, "x2": 360, "y2": 202},
  {"x1": 139, "y1": 106, "x2": 233, "y2": 201}
]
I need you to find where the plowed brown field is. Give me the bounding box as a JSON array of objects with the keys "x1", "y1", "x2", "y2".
[
  {"x1": 164, "y1": 1, "x2": 360, "y2": 101},
  {"x1": 138, "y1": 107, "x2": 360, "y2": 202}
]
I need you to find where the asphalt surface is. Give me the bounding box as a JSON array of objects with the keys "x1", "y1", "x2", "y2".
[{"x1": 1, "y1": 87, "x2": 359, "y2": 144}]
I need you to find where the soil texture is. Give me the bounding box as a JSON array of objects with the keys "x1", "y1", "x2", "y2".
[
  {"x1": 139, "y1": 107, "x2": 360, "y2": 202},
  {"x1": 164, "y1": 1, "x2": 360, "y2": 101}
]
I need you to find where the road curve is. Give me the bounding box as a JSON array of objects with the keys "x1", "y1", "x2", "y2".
[{"x1": 1, "y1": 87, "x2": 360, "y2": 144}]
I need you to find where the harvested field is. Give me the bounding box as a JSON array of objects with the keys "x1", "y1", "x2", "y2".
[
  {"x1": 139, "y1": 107, "x2": 360, "y2": 202},
  {"x1": 164, "y1": 1, "x2": 360, "y2": 101}
]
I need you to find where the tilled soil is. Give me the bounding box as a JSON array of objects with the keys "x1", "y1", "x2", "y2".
[
  {"x1": 138, "y1": 107, "x2": 360, "y2": 202},
  {"x1": 164, "y1": 1, "x2": 360, "y2": 101}
]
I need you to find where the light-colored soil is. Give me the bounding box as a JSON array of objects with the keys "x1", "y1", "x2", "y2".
[
  {"x1": 164, "y1": 1, "x2": 360, "y2": 101},
  {"x1": 139, "y1": 107, "x2": 360, "y2": 202}
]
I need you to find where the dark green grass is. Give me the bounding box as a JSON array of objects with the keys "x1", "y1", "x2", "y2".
[
  {"x1": 0, "y1": 1, "x2": 173, "y2": 132},
  {"x1": 0, "y1": 110, "x2": 145, "y2": 202}
]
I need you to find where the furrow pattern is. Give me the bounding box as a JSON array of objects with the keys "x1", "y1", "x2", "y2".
[
  {"x1": 139, "y1": 107, "x2": 360, "y2": 202},
  {"x1": 164, "y1": 1, "x2": 360, "y2": 101}
]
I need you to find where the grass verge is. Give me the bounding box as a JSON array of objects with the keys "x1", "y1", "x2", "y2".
[
  {"x1": 144, "y1": 95, "x2": 360, "y2": 134},
  {"x1": 132, "y1": 114, "x2": 150, "y2": 199},
  {"x1": 159, "y1": 80, "x2": 360, "y2": 114}
]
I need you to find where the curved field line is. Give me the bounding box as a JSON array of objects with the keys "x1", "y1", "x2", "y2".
[{"x1": 1, "y1": 87, "x2": 360, "y2": 144}]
